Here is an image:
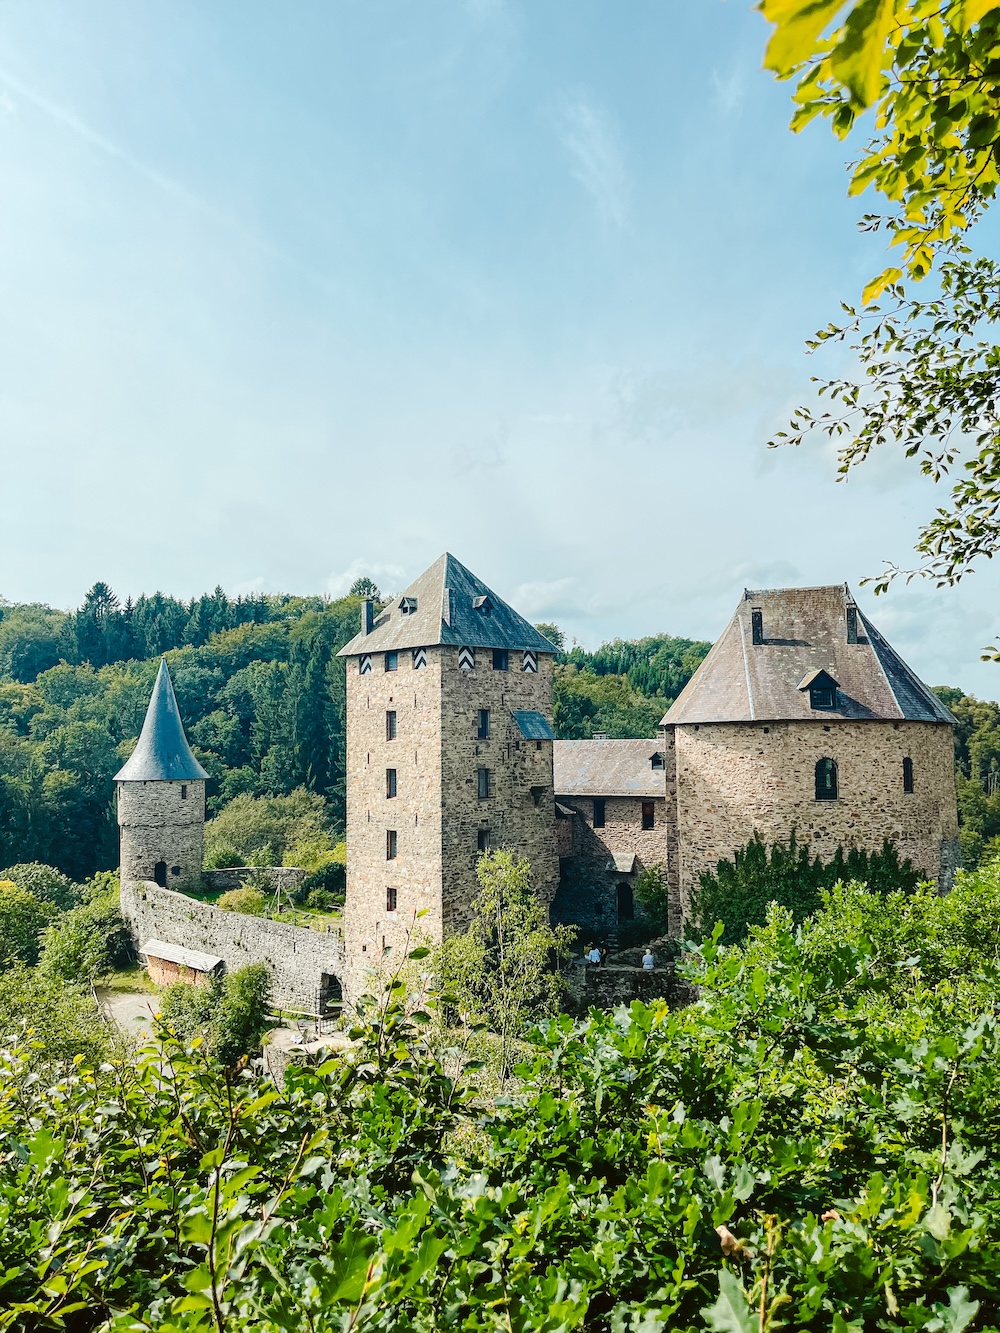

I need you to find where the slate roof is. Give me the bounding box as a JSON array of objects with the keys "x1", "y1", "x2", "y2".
[
  {"x1": 114, "y1": 659, "x2": 209, "y2": 782},
  {"x1": 553, "y1": 739, "x2": 667, "y2": 798},
  {"x1": 140, "y1": 939, "x2": 222, "y2": 973},
  {"x1": 512, "y1": 710, "x2": 555, "y2": 741},
  {"x1": 337, "y1": 553, "x2": 558, "y2": 656},
  {"x1": 661, "y1": 585, "x2": 954, "y2": 726}
]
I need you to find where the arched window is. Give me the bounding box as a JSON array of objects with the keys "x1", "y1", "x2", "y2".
[
  {"x1": 617, "y1": 882, "x2": 634, "y2": 922},
  {"x1": 903, "y1": 757, "x2": 914, "y2": 793},
  {"x1": 815, "y1": 758, "x2": 838, "y2": 801}
]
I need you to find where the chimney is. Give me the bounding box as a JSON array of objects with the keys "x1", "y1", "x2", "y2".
[
  {"x1": 846, "y1": 603, "x2": 858, "y2": 645},
  {"x1": 442, "y1": 586, "x2": 453, "y2": 627},
  {"x1": 751, "y1": 608, "x2": 764, "y2": 646},
  {"x1": 361, "y1": 600, "x2": 375, "y2": 636}
]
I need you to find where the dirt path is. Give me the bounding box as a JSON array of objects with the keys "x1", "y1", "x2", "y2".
[{"x1": 96, "y1": 988, "x2": 159, "y2": 1043}]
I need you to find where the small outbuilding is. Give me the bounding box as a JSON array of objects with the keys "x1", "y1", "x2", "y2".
[{"x1": 140, "y1": 938, "x2": 224, "y2": 988}]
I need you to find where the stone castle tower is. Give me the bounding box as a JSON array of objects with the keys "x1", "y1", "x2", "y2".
[
  {"x1": 337, "y1": 553, "x2": 559, "y2": 990},
  {"x1": 660, "y1": 584, "x2": 960, "y2": 931},
  {"x1": 115, "y1": 658, "x2": 208, "y2": 890}
]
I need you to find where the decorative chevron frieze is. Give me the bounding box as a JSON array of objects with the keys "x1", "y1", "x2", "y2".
[
  {"x1": 359, "y1": 654, "x2": 372, "y2": 675},
  {"x1": 412, "y1": 647, "x2": 427, "y2": 670},
  {"x1": 458, "y1": 646, "x2": 475, "y2": 671},
  {"x1": 522, "y1": 650, "x2": 538, "y2": 673}
]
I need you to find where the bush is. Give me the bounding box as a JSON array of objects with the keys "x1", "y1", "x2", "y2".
[
  {"x1": 304, "y1": 887, "x2": 344, "y2": 913},
  {"x1": 0, "y1": 883, "x2": 57, "y2": 967},
  {"x1": 0, "y1": 963, "x2": 111, "y2": 1069},
  {"x1": 157, "y1": 963, "x2": 272, "y2": 1066},
  {"x1": 38, "y1": 884, "x2": 132, "y2": 982},
  {"x1": 211, "y1": 963, "x2": 272, "y2": 1066},
  {"x1": 204, "y1": 789, "x2": 336, "y2": 866},
  {"x1": 203, "y1": 841, "x2": 242, "y2": 870},
  {"x1": 689, "y1": 832, "x2": 920, "y2": 944},
  {"x1": 216, "y1": 886, "x2": 267, "y2": 916},
  {"x1": 0, "y1": 862, "x2": 81, "y2": 911}
]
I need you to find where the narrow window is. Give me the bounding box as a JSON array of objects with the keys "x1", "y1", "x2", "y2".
[
  {"x1": 903, "y1": 756, "x2": 914, "y2": 793},
  {"x1": 617, "y1": 882, "x2": 634, "y2": 922},
  {"x1": 154, "y1": 860, "x2": 167, "y2": 888},
  {"x1": 386, "y1": 768, "x2": 397, "y2": 798},
  {"x1": 386, "y1": 830, "x2": 397, "y2": 859},
  {"x1": 642, "y1": 800, "x2": 655, "y2": 830},
  {"x1": 170, "y1": 865, "x2": 181, "y2": 877},
  {"x1": 493, "y1": 648, "x2": 509, "y2": 671},
  {"x1": 384, "y1": 651, "x2": 398, "y2": 672},
  {"x1": 477, "y1": 708, "x2": 490, "y2": 740},
  {"x1": 815, "y1": 758, "x2": 838, "y2": 801},
  {"x1": 592, "y1": 798, "x2": 606, "y2": 828},
  {"x1": 477, "y1": 829, "x2": 491, "y2": 853},
  {"x1": 477, "y1": 767, "x2": 492, "y2": 799},
  {"x1": 386, "y1": 710, "x2": 397, "y2": 741},
  {"x1": 180, "y1": 784, "x2": 188, "y2": 799},
  {"x1": 386, "y1": 886, "x2": 397, "y2": 912},
  {"x1": 751, "y1": 608, "x2": 763, "y2": 646}
]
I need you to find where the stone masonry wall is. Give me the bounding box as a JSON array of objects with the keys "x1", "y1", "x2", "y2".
[
  {"x1": 551, "y1": 795, "x2": 669, "y2": 942},
  {"x1": 118, "y1": 780, "x2": 205, "y2": 890},
  {"x1": 343, "y1": 646, "x2": 445, "y2": 999},
  {"x1": 672, "y1": 719, "x2": 959, "y2": 923},
  {"x1": 440, "y1": 648, "x2": 558, "y2": 933},
  {"x1": 120, "y1": 880, "x2": 346, "y2": 1015}
]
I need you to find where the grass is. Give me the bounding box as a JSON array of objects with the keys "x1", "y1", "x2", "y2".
[{"x1": 96, "y1": 963, "x2": 157, "y2": 994}]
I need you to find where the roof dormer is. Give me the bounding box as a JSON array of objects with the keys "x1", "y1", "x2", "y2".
[{"x1": 798, "y1": 668, "x2": 839, "y2": 711}]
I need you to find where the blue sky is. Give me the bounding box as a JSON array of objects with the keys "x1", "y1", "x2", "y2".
[{"x1": 2, "y1": 0, "x2": 998, "y2": 696}]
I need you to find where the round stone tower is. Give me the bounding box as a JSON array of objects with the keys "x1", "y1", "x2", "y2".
[{"x1": 114, "y1": 658, "x2": 208, "y2": 891}]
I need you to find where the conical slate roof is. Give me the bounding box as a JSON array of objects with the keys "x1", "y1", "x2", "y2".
[
  {"x1": 661, "y1": 585, "x2": 954, "y2": 726},
  {"x1": 338, "y1": 553, "x2": 558, "y2": 656},
  {"x1": 114, "y1": 659, "x2": 209, "y2": 782}
]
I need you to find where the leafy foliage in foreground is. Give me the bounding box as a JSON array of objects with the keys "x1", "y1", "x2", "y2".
[
  {"x1": 4, "y1": 868, "x2": 1000, "y2": 1329},
  {"x1": 690, "y1": 832, "x2": 919, "y2": 944}
]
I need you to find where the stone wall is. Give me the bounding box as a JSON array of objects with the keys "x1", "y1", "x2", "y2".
[
  {"x1": 440, "y1": 648, "x2": 558, "y2": 930},
  {"x1": 342, "y1": 643, "x2": 557, "y2": 1001},
  {"x1": 671, "y1": 719, "x2": 959, "y2": 921},
  {"x1": 550, "y1": 795, "x2": 669, "y2": 943},
  {"x1": 120, "y1": 880, "x2": 346, "y2": 1015},
  {"x1": 563, "y1": 961, "x2": 687, "y2": 1012},
  {"x1": 118, "y1": 779, "x2": 205, "y2": 890}
]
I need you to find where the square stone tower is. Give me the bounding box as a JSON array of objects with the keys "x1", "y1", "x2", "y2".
[{"x1": 337, "y1": 553, "x2": 559, "y2": 997}]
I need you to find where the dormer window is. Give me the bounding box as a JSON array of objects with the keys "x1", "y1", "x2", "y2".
[
  {"x1": 400, "y1": 597, "x2": 417, "y2": 615},
  {"x1": 650, "y1": 753, "x2": 664, "y2": 769},
  {"x1": 473, "y1": 595, "x2": 493, "y2": 615},
  {"x1": 798, "y1": 669, "x2": 839, "y2": 711}
]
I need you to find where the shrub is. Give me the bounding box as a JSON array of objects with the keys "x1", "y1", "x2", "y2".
[
  {"x1": 211, "y1": 963, "x2": 272, "y2": 1066},
  {"x1": 38, "y1": 885, "x2": 132, "y2": 982},
  {"x1": 689, "y1": 832, "x2": 920, "y2": 944},
  {"x1": 0, "y1": 862, "x2": 81, "y2": 911},
  {"x1": 216, "y1": 886, "x2": 267, "y2": 916},
  {"x1": 0, "y1": 884, "x2": 57, "y2": 968},
  {"x1": 0, "y1": 963, "x2": 111, "y2": 1069},
  {"x1": 204, "y1": 788, "x2": 335, "y2": 866},
  {"x1": 158, "y1": 979, "x2": 217, "y2": 1040},
  {"x1": 203, "y1": 841, "x2": 242, "y2": 870}
]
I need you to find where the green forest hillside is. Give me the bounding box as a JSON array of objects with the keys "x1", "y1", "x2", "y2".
[{"x1": 0, "y1": 583, "x2": 714, "y2": 880}]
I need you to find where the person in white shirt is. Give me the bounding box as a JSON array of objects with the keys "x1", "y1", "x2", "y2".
[
  {"x1": 641, "y1": 950, "x2": 655, "y2": 970},
  {"x1": 587, "y1": 945, "x2": 602, "y2": 965}
]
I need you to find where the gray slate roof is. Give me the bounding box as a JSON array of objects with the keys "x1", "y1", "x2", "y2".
[
  {"x1": 512, "y1": 710, "x2": 555, "y2": 741},
  {"x1": 661, "y1": 585, "x2": 954, "y2": 726},
  {"x1": 114, "y1": 659, "x2": 209, "y2": 782},
  {"x1": 553, "y1": 739, "x2": 666, "y2": 798},
  {"x1": 338, "y1": 553, "x2": 558, "y2": 657}
]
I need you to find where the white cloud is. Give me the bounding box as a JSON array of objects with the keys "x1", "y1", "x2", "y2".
[
  {"x1": 325, "y1": 559, "x2": 408, "y2": 600},
  {"x1": 0, "y1": 92, "x2": 15, "y2": 116},
  {"x1": 555, "y1": 92, "x2": 630, "y2": 231},
  {"x1": 711, "y1": 67, "x2": 745, "y2": 116}
]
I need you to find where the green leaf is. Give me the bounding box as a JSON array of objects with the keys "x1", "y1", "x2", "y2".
[
  {"x1": 701, "y1": 1270, "x2": 756, "y2": 1333},
  {"x1": 929, "y1": 1286, "x2": 980, "y2": 1333},
  {"x1": 828, "y1": 0, "x2": 895, "y2": 108},
  {"x1": 761, "y1": 0, "x2": 851, "y2": 77}
]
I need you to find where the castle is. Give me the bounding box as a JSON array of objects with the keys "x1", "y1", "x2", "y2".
[{"x1": 116, "y1": 554, "x2": 959, "y2": 1009}]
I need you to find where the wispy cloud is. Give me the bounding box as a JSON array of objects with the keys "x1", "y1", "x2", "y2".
[
  {"x1": 555, "y1": 92, "x2": 630, "y2": 231},
  {"x1": 325, "y1": 559, "x2": 408, "y2": 600},
  {"x1": 711, "y1": 67, "x2": 745, "y2": 117}
]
